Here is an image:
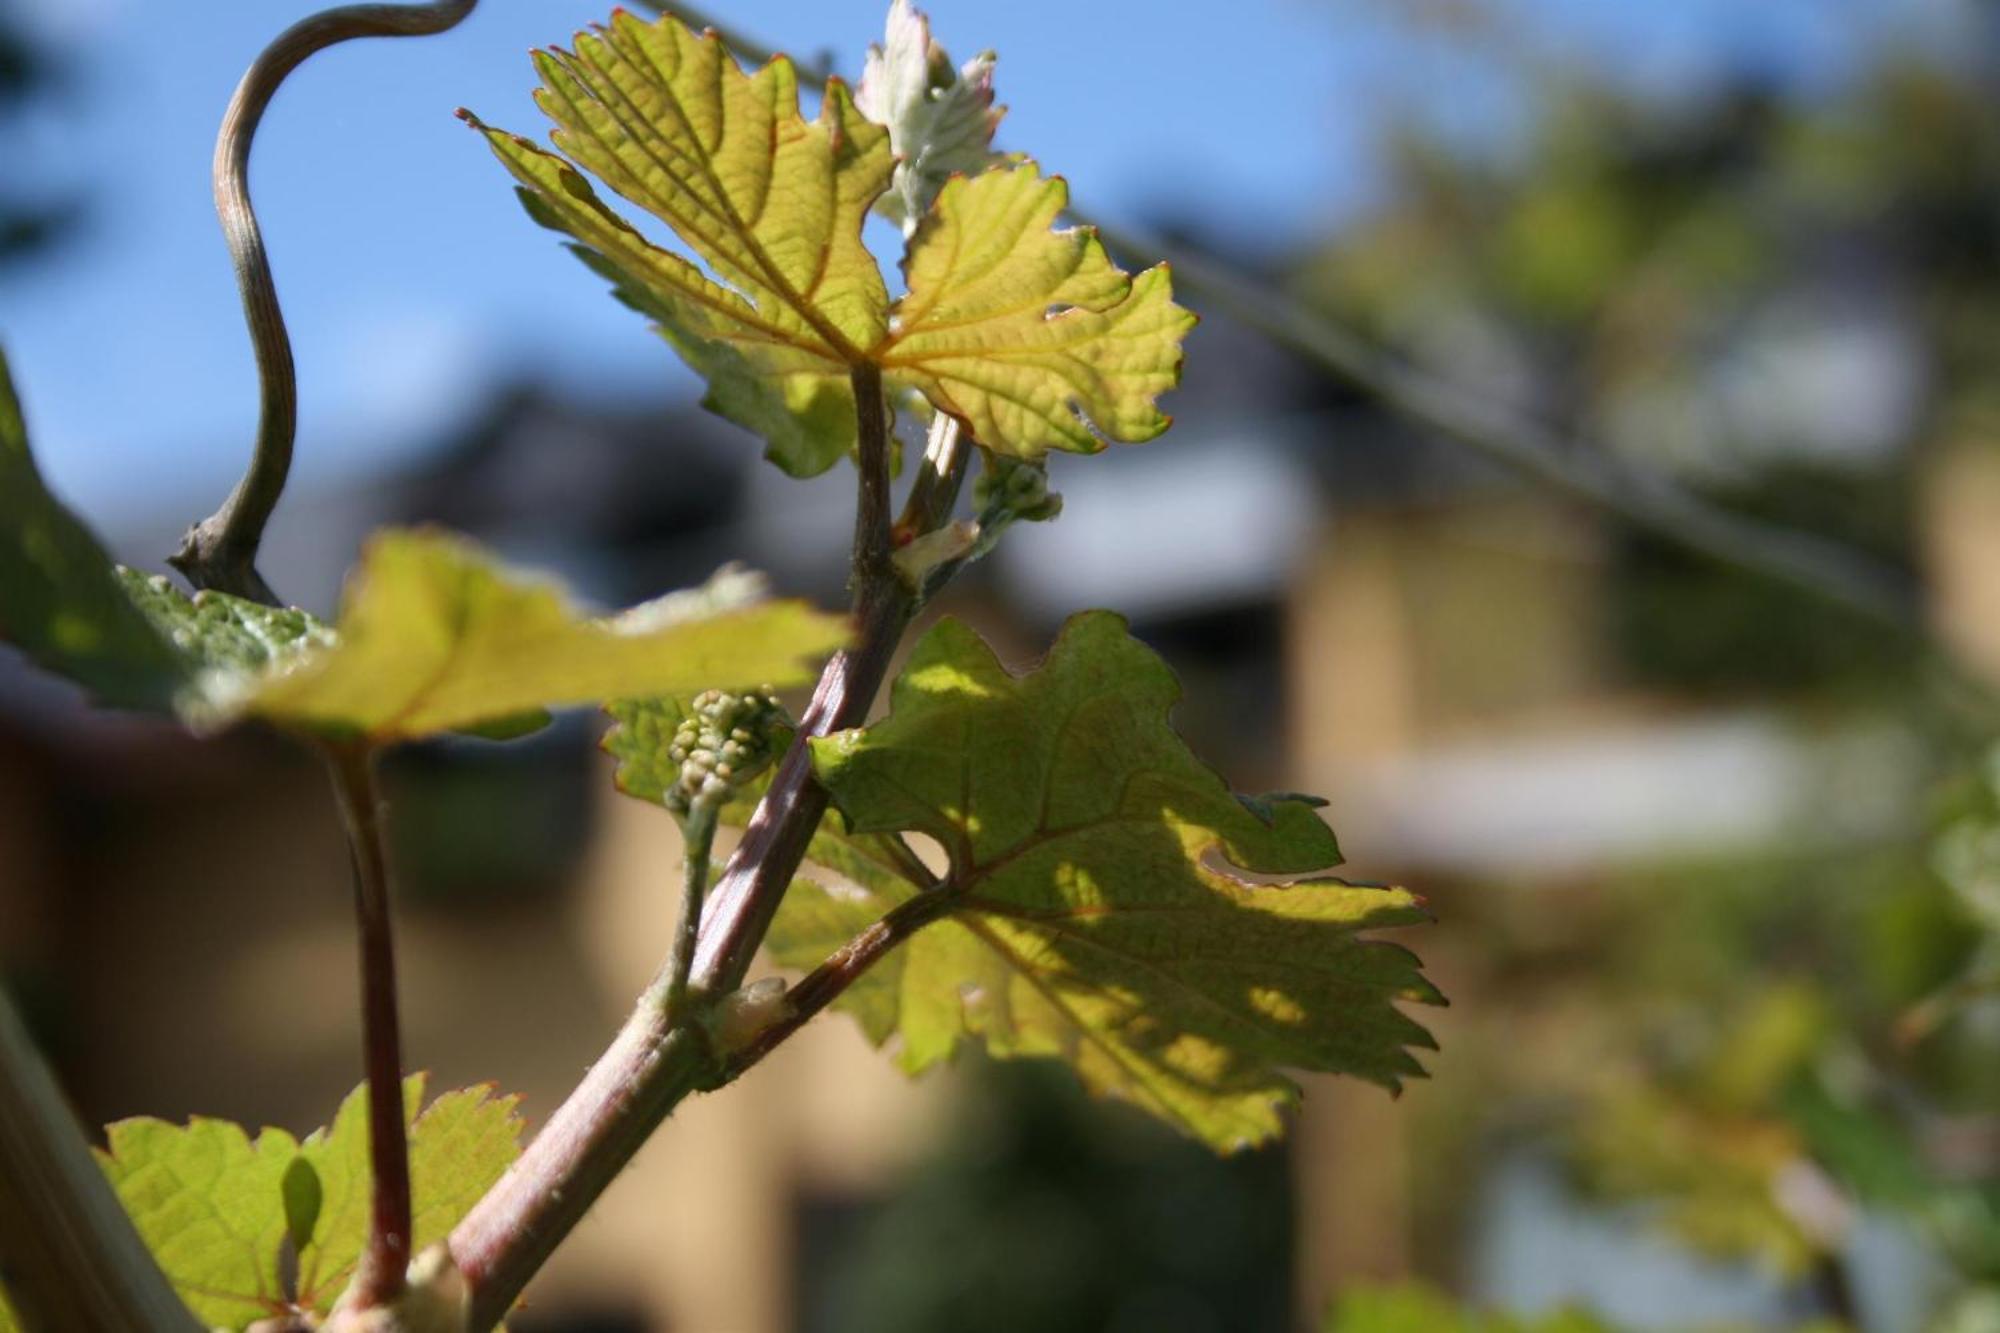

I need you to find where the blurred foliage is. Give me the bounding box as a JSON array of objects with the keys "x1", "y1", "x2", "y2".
[
  {"x1": 1280, "y1": 38, "x2": 2000, "y2": 1316},
  {"x1": 1323, "y1": 1281, "x2": 1851, "y2": 1333},
  {"x1": 812, "y1": 1058, "x2": 1293, "y2": 1333},
  {"x1": 1324, "y1": 1282, "x2": 1615, "y2": 1332},
  {"x1": 1912, "y1": 745, "x2": 2000, "y2": 1038},
  {"x1": 1394, "y1": 748, "x2": 2000, "y2": 1324},
  {"x1": 1295, "y1": 57, "x2": 2000, "y2": 699},
  {"x1": 1608, "y1": 462, "x2": 1914, "y2": 698}
]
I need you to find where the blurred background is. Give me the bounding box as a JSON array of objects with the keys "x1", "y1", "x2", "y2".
[{"x1": 2, "y1": 0, "x2": 1999, "y2": 1329}]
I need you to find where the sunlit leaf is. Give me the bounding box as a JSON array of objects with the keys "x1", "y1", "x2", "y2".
[
  {"x1": 235, "y1": 530, "x2": 847, "y2": 744},
  {"x1": 294, "y1": 1075, "x2": 523, "y2": 1313},
  {"x1": 92, "y1": 1115, "x2": 301, "y2": 1328},
  {"x1": 775, "y1": 612, "x2": 1440, "y2": 1151},
  {"x1": 881, "y1": 164, "x2": 1195, "y2": 457},
  {"x1": 0, "y1": 348, "x2": 189, "y2": 711},
  {"x1": 468, "y1": 10, "x2": 1192, "y2": 466},
  {"x1": 463, "y1": 11, "x2": 892, "y2": 477},
  {"x1": 5, "y1": 1079, "x2": 525, "y2": 1327}
]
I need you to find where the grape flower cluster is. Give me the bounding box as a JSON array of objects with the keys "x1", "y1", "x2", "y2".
[{"x1": 664, "y1": 688, "x2": 786, "y2": 815}]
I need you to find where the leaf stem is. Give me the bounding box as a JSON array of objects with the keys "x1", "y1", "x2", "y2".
[
  {"x1": 690, "y1": 366, "x2": 909, "y2": 995},
  {"x1": 449, "y1": 364, "x2": 962, "y2": 1329},
  {"x1": 324, "y1": 743, "x2": 413, "y2": 1311},
  {"x1": 881, "y1": 833, "x2": 944, "y2": 891},
  {"x1": 171, "y1": 0, "x2": 478, "y2": 602},
  {"x1": 0, "y1": 991, "x2": 203, "y2": 1332},
  {"x1": 720, "y1": 885, "x2": 957, "y2": 1078},
  {"x1": 850, "y1": 363, "x2": 896, "y2": 585},
  {"x1": 660, "y1": 802, "x2": 719, "y2": 1021}
]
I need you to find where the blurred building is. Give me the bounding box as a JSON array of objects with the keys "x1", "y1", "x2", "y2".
[{"x1": 1, "y1": 264, "x2": 1996, "y2": 1331}]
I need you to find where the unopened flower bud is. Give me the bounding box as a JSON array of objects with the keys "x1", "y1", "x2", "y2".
[{"x1": 664, "y1": 688, "x2": 784, "y2": 815}]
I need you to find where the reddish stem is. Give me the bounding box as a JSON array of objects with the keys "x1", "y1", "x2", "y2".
[
  {"x1": 720, "y1": 884, "x2": 956, "y2": 1076},
  {"x1": 325, "y1": 744, "x2": 412, "y2": 1309}
]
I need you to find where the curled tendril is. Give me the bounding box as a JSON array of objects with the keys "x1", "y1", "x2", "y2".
[{"x1": 171, "y1": 1, "x2": 479, "y2": 604}]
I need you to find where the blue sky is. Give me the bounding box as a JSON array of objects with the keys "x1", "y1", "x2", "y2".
[{"x1": 0, "y1": 0, "x2": 1961, "y2": 533}]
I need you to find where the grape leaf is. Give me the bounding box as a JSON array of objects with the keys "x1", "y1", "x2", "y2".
[
  {"x1": 294, "y1": 1075, "x2": 523, "y2": 1312},
  {"x1": 881, "y1": 164, "x2": 1195, "y2": 457},
  {"x1": 0, "y1": 361, "x2": 838, "y2": 744},
  {"x1": 16, "y1": 1078, "x2": 523, "y2": 1328},
  {"x1": 232, "y1": 530, "x2": 848, "y2": 744},
  {"x1": 118, "y1": 569, "x2": 334, "y2": 678},
  {"x1": 774, "y1": 612, "x2": 1441, "y2": 1151},
  {"x1": 462, "y1": 11, "x2": 892, "y2": 478},
  {"x1": 855, "y1": 0, "x2": 1003, "y2": 227},
  {"x1": 466, "y1": 9, "x2": 1191, "y2": 466},
  {"x1": 0, "y1": 348, "x2": 189, "y2": 712},
  {"x1": 92, "y1": 1116, "x2": 302, "y2": 1328}
]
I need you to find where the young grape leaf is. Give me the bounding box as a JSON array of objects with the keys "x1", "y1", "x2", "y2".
[
  {"x1": 92, "y1": 1116, "x2": 302, "y2": 1328},
  {"x1": 294, "y1": 1075, "x2": 523, "y2": 1312},
  {"x1": 37, "y1": 1078, "x2": 522, "y2": 1328},
  {"x1": 882, "y1": 164, "x2": 1195, "y2": 456},
  {"x1": 0, "y1": 348, "x2": 190, "y2": 712},
  {"x1": 855, "y1": 0, "x2": 1003, "y2": 228},
  {"x1": 777, "y1": 612, "x2": 1441, "y2": 1151},
  {"x1": 232, "y1": 530, "x2": 848, "y2": 744},
  {"x1": 462, "y1": 11, "x2": 892, "y2": 477},
  {"x1": 466, "y1": 9, "x2": 1191, "y2": 467}
]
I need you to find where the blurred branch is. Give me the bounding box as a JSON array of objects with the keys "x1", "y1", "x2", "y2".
[
  {"x1": 0, "y1": 991, "x2": 201, "y2": 1332},
  {"x1": 637, "y1": 0, "x2": 1934, "y2": 644},
  {"x1": 1103, "y1": 222, "x2": 1925, "y2": 631},
  {"x1": 171, "y1": 0, "x2": 479, "y2": 603}
]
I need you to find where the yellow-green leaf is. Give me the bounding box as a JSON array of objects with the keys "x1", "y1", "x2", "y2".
[
  {"x1": 780, "y1": 612, "x2": 1441, "y2": 1151},
  {"x1": 118, "y1": 568, "x2": 334, "y2": 705},
  {"x1": 233, "y1": 530, "x2": 848, "y2": 744},
  {"x1": 467, "y1": 10, "x2": 1193, "y2": 467},
  {"x1": 881, "y1": 164, "x2": 1195, "y2": 457},
  {"x1": 294, "y1": 1075, "x2": 523, "y2": 1313},
  {"x1": 11, "y1": 1079, "x2": 525, "y2": 1327},
  {"x1": 463, "y1": 11, "x2": 892, "y2": 477},
  {"x1": 93, "y1": 1116, "x2": 302, "y2": 1328}
]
